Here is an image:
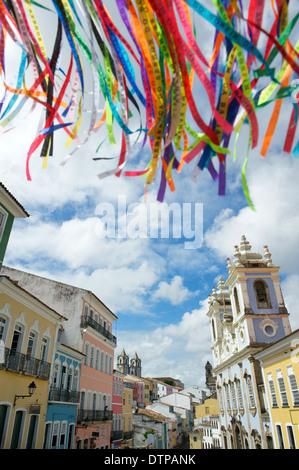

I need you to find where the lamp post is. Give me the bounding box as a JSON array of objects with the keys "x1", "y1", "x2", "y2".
[{"x1": 13, "y1": 381, "x2": 37, "y2": 406}]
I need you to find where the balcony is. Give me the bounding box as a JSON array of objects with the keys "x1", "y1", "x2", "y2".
[
  {"x1": 48, "y1": 386, "x2": 80, "y2": 403},
  {"x1": 0, "y1": 347, "x2": 51, "y2": 379},
  {"x1": 77, "y1": 408, "x2": 113, "y2": 424},
  {"x1": 111, "y1": 430, "x2": 124, "y2": 441},
  {"x1": 81, "y1": 315, "x2": 117, "y2": 345},
  {"x1": 123, "y1": 430, "x2": 133, "y2": 440}
]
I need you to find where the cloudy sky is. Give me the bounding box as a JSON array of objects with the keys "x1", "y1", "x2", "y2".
[{"x1": 1, "y1": 1, "x2": 299, "y2": 387}]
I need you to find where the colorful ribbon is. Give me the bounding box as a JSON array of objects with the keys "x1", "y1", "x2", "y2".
[{"x1": 0, "y1": 0, "x2": 298, "y2": 206}]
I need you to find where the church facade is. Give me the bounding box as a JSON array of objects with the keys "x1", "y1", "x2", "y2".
[{"x1": 207, "y1": 236, "x2": 292, "y2": 449}]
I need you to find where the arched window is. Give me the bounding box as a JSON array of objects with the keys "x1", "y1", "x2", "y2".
[
  {"x1": 254, "y1": 280, "x2": 271, "y2": 309},
  {"x1": 233, "y1": 287, "x2": 240, "y2": 315},
  {"x1": 212, "y1": 320, "x2": 216, "y2": 341},
  {"x1": 0, "y1": 314, "x2": 9, "y2": 343}
]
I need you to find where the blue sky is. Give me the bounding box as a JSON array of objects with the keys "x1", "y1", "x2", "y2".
[{"x1": 1, "y1": 1, "x2": 299, "y2": 387}]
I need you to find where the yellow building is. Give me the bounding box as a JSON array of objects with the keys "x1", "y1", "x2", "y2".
[
  {"x1": 144, "y1": 377, "x2": 159, "y2": 402},
  {"x1": 195, "y1": 397, "x2": 219, "y2": 420},
  {"x1": 254, "y1": 329, "x2": 299, "y2": 449},
  {"x1": 121, "y1": 383, "x2": 133, "y2": 448},
  {"x1": 0, "y1": 276, "x2": 66, "y2": 448},
  {"x1": 189, "y1": 428, "x2": 203, "y2": 449}
]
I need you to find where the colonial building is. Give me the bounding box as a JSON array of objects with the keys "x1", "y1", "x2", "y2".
[
  {"x1": 111, "y1": 369, "x2": 124, "y2": 449},
  {"x1": 207, "y1": 235, "x2": 292, "y2": 449},
  {"x1": 121, "y1": 382, "x2": 133, "y2": 448},
  {"x1": 254, "y1": 329, "x2": 299, "y2": 449},
  {"x1": 1, "y1": 265, "x2": 118, "y2": 449},
  {"x1": 44, "y1": 342, "x2": 84, "y2": 449},
  {"x1": 0, "y1": 276, "x2": 66, "y2": 448},
  {"x1": 0, "y1": 182, "x2": 29, "y2": 269}
]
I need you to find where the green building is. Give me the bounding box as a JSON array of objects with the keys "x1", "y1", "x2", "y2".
[{"x1": 0, "y1": 183, "x2": 29, "y2": 268}]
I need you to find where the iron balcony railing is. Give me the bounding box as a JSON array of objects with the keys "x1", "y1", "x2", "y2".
[
  {"x1": 111, "y1": 430, "x2": 124, "y2": 441},
  {"x1": 0, "y1": 347, "x2": 51, "y2": 379},
  {"x1": 123, "y1": 430, "x2": 133, "y2": 440},
  {"x1": 48, "y1": 386, "x2": 80, "y2": 404},
  {"x1": 81, "y1": 315, "x2": 117, "y2": 345},
  {"x1": 77, "y1": 408, "x2": 113, "y2": 424}
]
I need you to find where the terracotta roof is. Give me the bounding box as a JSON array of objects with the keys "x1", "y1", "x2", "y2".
[{"x1": 137, "y1": 408, "x2": 168, "y2": 423}]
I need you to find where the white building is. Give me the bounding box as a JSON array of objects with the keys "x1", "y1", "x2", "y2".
[
  {"x1": 182, "y1": 385, "x2": 208, "y2": 403},
  {"x1": 207, "y1": 236, "x2": 292, "y2": 449}
]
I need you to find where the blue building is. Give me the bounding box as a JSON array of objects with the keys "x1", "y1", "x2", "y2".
[
  {"x1": 43, "y1": 341, "x2": 84, "y2": 449},
  {"x1": 207, "y1": 236, "x2": 292, "y2": 449}
]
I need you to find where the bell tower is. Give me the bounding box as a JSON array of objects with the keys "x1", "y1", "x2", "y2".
[
  {"x1": 130, "y1": 352, "x2": 142, "y2": 377},
  {"x1": 226, "y1": 235, "x2": 291, "y2": 350},
  {"x1": 207, "y1": 236, "x2": 291, "y2": 367},
  {"x1": 117, "y1": 348, "x2": 129, "y2": 374}
]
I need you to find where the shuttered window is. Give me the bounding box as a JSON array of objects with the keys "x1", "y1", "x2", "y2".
[{"x1": 287, "y1": 366, "x2": 299, "y2": 407}]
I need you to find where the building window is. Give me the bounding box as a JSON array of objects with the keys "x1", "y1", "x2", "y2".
[
  {"x1": 267, "y1": 373, "x2": 278, "y2": 407},
  {"x1": 233, "y1": 287, "x2": 240, "y2": 315},
  {"x1": 40, "y1": 336, "x2": 49, "y2": 362},
  {"x1": 26, "y1": 414, "x2": 39, "y2": 449},
  {"x1": 287, "y1": 366, "x2": 299, "y2": 407},
  {"x1": 230, "y1": 382, "x2": 237, "y2": 412},
  {"x1": 277, "y1": 371, "x2": 289, "y2": 407},
  {"x1": 276, "y1": 424, "x2": 284, "y2": 449},
  {"x1": 61, "y1": 365, "x2": 67, "y2": 389},
  {"x1": 84, "y1": 343, "x2": 89, "y2": 366},
  {"x1": 246, "y1": 375, "x2": 256, "y2": 410},
  {"x1": 26, "y1": 331, "x2": 37, "y2": 358},
  {"x1": 286, "y1": 425, "x2": 296, "y2": 449},
  {"x1": 235, "y1": 380, "x2": 244, "y2": 411},
  {"x1": 51, "y1": 421, "x2": 60, "y2": 448},
  {"x1": 217, "y1": 386, "x2": 224, "y2": 414},
  {"x1": 224, "y1": 383, "x2": 231, "y2": 413},
  {"x1": 73, "y1": 367, "x2": 79, "y2": 391},
  {"x1": 10, "y1": 410, "x2": 25, "y2": 449},
  {"x1": 95, "y1": 349, "x2": 100, "y2": 370},
  {"x1": 0, "y1": 316, "x2": 8, "y2": 342},
  {"x1": 52, "y1": 361, "x2": 60, "y2": 388},
  {"x1": 67, "y1": 366, "x2": 73, "y2": 391},
  {"x1": 90, "y1": 345, "x2": 95, "y2": 368},
  {"x1": 0, "y1": 404, "x2": 10, "y2": 448},
  {"x1": 11, "y1": 324, "x2": 23, "y2": 354}
]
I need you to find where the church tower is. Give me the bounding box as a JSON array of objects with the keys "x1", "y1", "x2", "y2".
[
  {"x1": 207, "y1": 235, "x2": 291, "y2": 367},
  {"x1": 117, "y1": 348, "x2": 129, "y2": 375},
  {"x1": 226, "y1": 235, "x2": 291, "y2": 352},
  {"x1": 130, "y1": 352, "x2": 142, "y2": 377}
]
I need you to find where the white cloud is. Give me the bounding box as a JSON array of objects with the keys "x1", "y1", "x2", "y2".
[
  {"x1": 205, "y1": 153, "x2": 299, "y2": 274},
  {"x1": 115, "y1": 299, "x2": 211, "y2": 387},
  {"x1": 152, "y1": 275, "x2": 198, "y2": 305},
  {"x1": 281, "y1": 275, "x2": 299, "y2": 331}
]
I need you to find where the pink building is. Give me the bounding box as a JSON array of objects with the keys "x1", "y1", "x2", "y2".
[
  {"x1": 111, "y1": 370, "x2": 124, "y2": 448},
  {"x1": 124, "y1": 376, "x2": 144, "y2": 408}
]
